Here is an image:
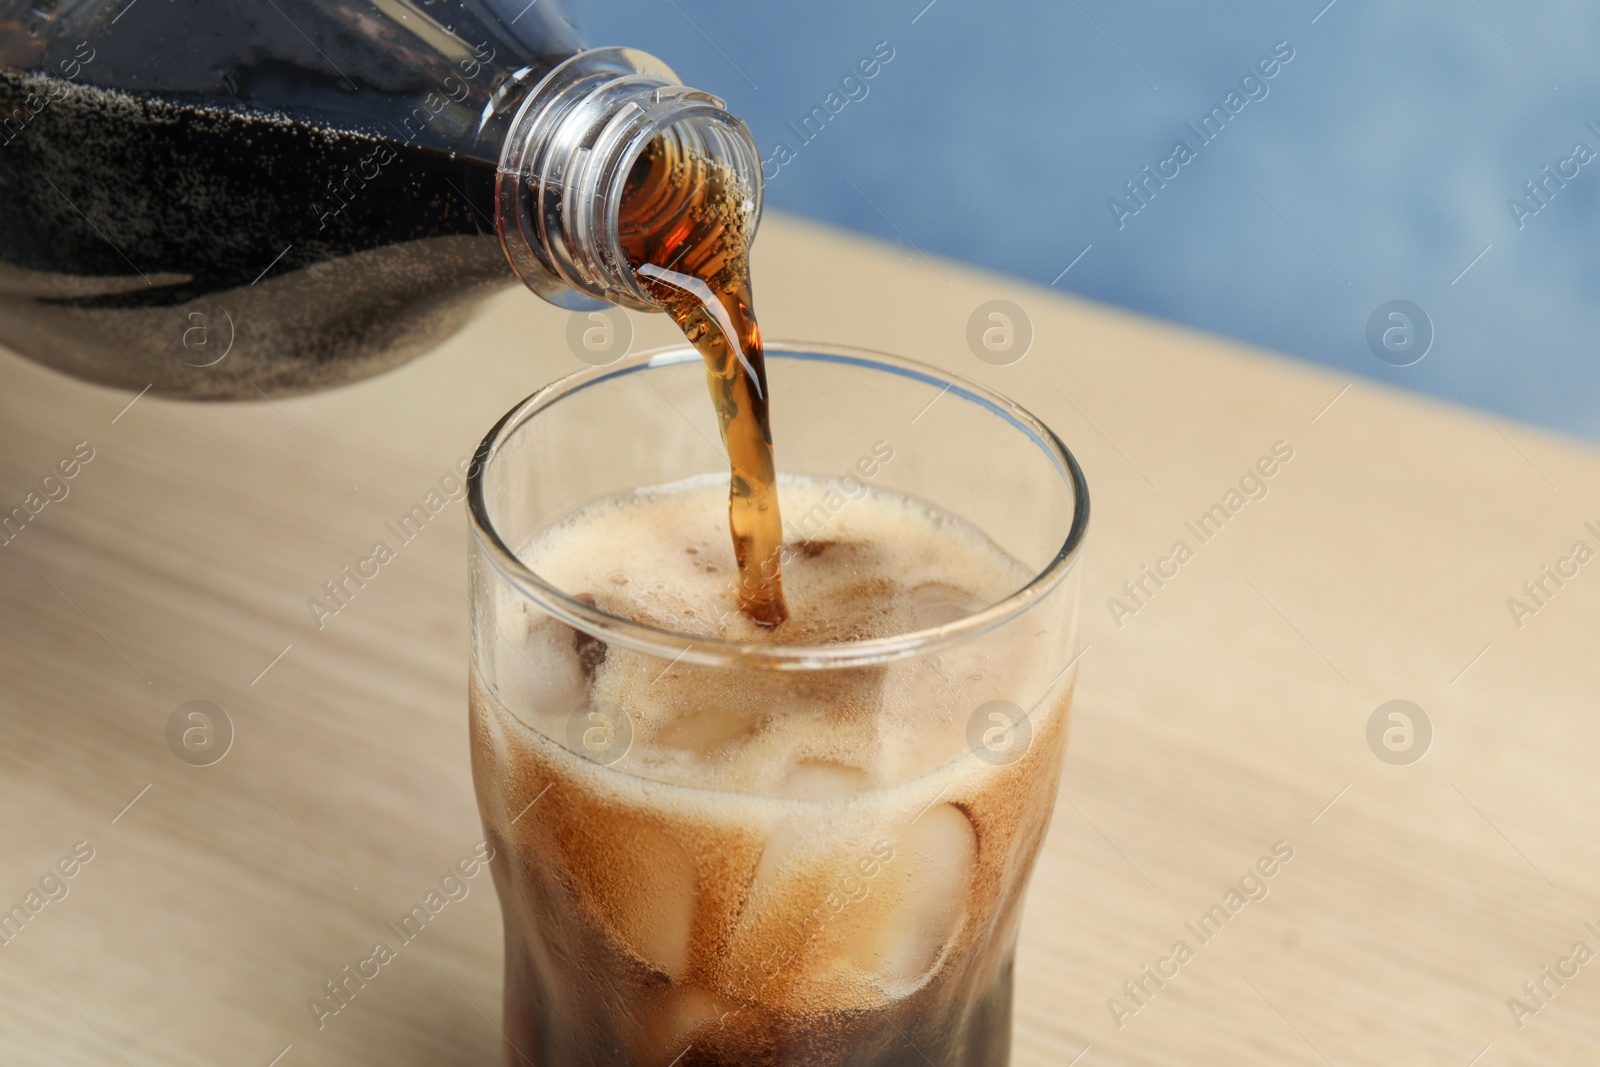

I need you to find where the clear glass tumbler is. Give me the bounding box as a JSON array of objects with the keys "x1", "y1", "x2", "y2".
[{"x1": 467, "y1": 342, "x2": 1089, "y2": 1067}]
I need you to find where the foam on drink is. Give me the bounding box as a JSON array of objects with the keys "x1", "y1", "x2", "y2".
[{"x1": 470, "y1": 476, "x2": 1073, "y2": 1066}]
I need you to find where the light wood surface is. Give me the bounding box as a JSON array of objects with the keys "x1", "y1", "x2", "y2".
[{"x1": 2, "y1": 214, "x2": 1598, "y2": 1067}]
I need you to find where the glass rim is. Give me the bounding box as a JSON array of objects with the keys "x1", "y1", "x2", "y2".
[{"x1": 467, "y1": 340, "x2": 1090, "y2": 670}]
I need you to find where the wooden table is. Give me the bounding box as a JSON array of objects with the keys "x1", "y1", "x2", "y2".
[{"x1": 2, "y1": 215, "x2": 1597, "y2": 1066}]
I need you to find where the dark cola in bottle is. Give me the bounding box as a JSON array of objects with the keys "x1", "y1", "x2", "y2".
[{"x1": 0, "y1": 0, "x2": 763, "y2": 396}]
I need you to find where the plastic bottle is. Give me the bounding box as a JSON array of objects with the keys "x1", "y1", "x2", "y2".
[{"x1": 0, "y1": 0, "x2": 761, "y2": 396}]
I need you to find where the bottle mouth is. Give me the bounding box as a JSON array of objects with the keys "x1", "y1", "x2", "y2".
[{"x1": 496, "y1": 48, "x2": 763, "y2": 312}]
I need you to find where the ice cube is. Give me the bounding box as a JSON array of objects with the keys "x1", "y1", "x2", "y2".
[
  {"x1": 907, "y1": 582, "x2": 974, "y2": 629},
  {"x1": 652, "y1": 702, "x2": 760, "y2": 756},
  {"x1": 850, "y1": 802, "x2": 976, "y2": 991},
  {"x1": 643, "y1": 984, "x2": 728, "y2": 1052},
  {"x1": 565, "y1": 807, "x2": 699, "y2": 979},
  {"x1": 781, "y1": 759, "x2": 869, "y2": 800}
]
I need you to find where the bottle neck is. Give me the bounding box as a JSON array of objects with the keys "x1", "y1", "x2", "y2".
[{"x1": 495, "y1": 48, "x2": 763, "y2": 312}]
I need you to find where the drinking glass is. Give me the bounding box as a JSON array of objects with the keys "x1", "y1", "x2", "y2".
[{"x1": 467, "y1": 342, "x2": 1089, "y2": 1066}]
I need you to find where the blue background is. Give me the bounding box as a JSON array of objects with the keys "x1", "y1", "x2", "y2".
[{"x1": 579, "y1": 0, "x2": 1600, "y2": 442}]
